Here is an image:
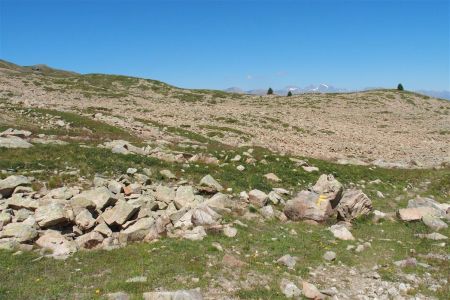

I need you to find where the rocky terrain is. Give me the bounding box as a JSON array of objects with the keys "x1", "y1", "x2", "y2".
[
  {"x1": 1, "y1": 60, "x2": 449, "y2": 169},
  {"x1": 0, "y1": 60, "x2": 449, "y2": 300}
]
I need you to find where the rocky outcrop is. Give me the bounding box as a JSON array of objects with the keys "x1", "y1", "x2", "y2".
[{"x1": 336, "y1": 189, "x2": 373, "y2": 221}]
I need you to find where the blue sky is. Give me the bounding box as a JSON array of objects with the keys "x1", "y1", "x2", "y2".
[{"x1": 1, "y1": 0, "x2": 449, "y2": 91}]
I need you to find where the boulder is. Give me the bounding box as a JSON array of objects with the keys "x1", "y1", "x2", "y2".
[
  {"x1": 260, "y1": 205, "x2": 275, "y2": 219},
  {"x1": 284, "y1": 191, "x2": 334, "y2": 222},
  {"x1": 1, "y1": 223, "x2": 38, "y2": 242},
  {"x1": 311, "y1": 174, "x2": 343, "y2": 207},
  {"x1": 248, "y1": 189, "x2": 268, "y2": 208},
  {"x1": 0, "y1": 136, "x2": 33, "y2": 149},
  {"x1": 75, "y1": 209, "x2": 96, "y2": 230},
  {"x1": 7, "y1": 194, "x2": 38, "y2": 210},
  {"x1": 422, "y1": 214, "x2": 448, "y2": 231},
  {"x1": 72, "y1": 187, "x2": 117, "y2": 210},
  {"x1": 0, "y1": 211, "x2": 12, "y2": 226},
  {"x1": 107, "y1": 180, "x2": 123, "y2": 194},
  {"x1": 397, "y1": 207, "x2": 436, "y2": 221},
  {"x1": 199, "y1": 175, "x2": 223, "y2": 192},
  {"x1": 174, "y1": 186, "x2": 196, "y2": 209},
  {"x1": 0, "y1": 175, "x2": 31, "y2": 198},
  {"x1": 336, "y1": 189, "x2": 373, "y2": 221},
  {"x1": 121, "y1": 217, "x2": 155, "y2": 241},
  {"x1": 0, "y1": 128, "x2": 32, "y2": 138},
  {"x1": 191, "y1": 206, "x2": 220, "y2": 227},
  {"x1": 94, "y1": 222, "x2": 113, "y2": 237},
  {"x1": 407, "y1": 197, "x2": 449, "y2": 218},
  {"x1": 155, "y1": 186, "x2": 175, "y2": 203},
  {"x1": 75, "y1": 231, "x2": 104, "y2": 249},
  {"x1": 143, "y1": 290, "x2": 203, "y2": 300},
  {"x1": 277, "y1": 254, "x2": 297, "y2": 269},
  {"x1": 280, "y1": 279, "x2": 301, "y2": 298},
  {"x1": 323, "y1": 251, "x2": 337, "y2": 261},
  {"x1": 329, "y1": 224, "x2": 354, "y2": 240},
  {"x1": 181, "y1": 226, "x2": 207, "y2": 241},
  {"x1": 264, "y1": 173, "x2": 281, "y2": 182},
  {"x1": 35, "y1": 203, "x2": 71, "y2": 228},
  {"x1": 302, "y1": 281, "x2": 325, "y2": 299},
  {"x1": 44, "y1": 187, "x2": 79, "y2": 200},
  {"x1": 36, "y1": 230, "x2": 77, "y2": 258},
  {"x1": 101, "y1": 201, "x2": 139, "y2": 226},
  {"x1": 223, "y1": 226, "x2": 237, "y2": 238}
]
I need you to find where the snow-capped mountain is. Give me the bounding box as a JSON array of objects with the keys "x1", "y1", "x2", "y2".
[{"x1": 224, "y1": 84, "x2": 348, "y2": 95}]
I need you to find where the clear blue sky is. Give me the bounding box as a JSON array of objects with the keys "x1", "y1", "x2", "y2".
[{"x1": 1, "y1": 0, "x2": 449, "y2": 91}]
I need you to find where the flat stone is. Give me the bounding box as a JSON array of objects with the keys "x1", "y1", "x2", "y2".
[
  {"x1": 101, "y1": 201, "x2": 138, "y2": 226},
  {"x1": 323, "y1": 251, "x2": 337, "y2": 261},
  {"x1": 0, "y1": 136, "x2": 33, "y2": 149},
  {"x1": 143, "y1": 289, "x2": 202, "y2": 300},
  {"x1": 398, "y1": 207, "x2": 436, "y2": 221},
  {"x1": 122, "y1": 217, "x2": 155, "y2": 241},
  {"x1": 35, "y1": 203, "x2": 71, "y2": 228},
  {"x1": 264, "y1": 173, "x2": 281, "y2": 182},
  {"x1": 155, "y1": 186, "x2": 175, "y2": 203},
  {"x1": 199, "y1": 175, "x2": 223, "y2": 192},
  {"x1": 329, "y1": 224, "x2": 354, "y2": 240},
  {"x1": 174, "y1": 186, "x2": 196, "y2": 209},
  {"x1": 248, "y1": 189, "x2": 268, "y2": 208},
  {"x1": 422, "y1": 214, "x2": 448, "y2": 231},
  {"x1": 1, "y1": 222, "x2": 38, "y2": 242},
  {"x1": 277, "y1": 254, "x2": 297, "y2": 269},
  {"x1": 72, "y1": 187, "x2": 117, "y2": 210},
  {"x1": 0, "y1": 175, "x2": 31, "y2": 198},
  {"x1": 36, "y1": 230, "x2": 77, "y2": 258},
  {"x1": 280, "y1": 279, "x2": 301, "y2": 298},
  {"x1": 75, "y1": 231, "x2": 104, "y2": 249},
  {"x1": 302, "y1": 281, "x2": 325, "y2": 299}
]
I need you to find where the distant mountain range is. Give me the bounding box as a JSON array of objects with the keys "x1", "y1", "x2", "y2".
[{"x1": 224, "y1": 84, "x2": 450, "y2": 100}]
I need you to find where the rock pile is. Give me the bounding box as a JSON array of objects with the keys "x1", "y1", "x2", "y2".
[
  {"x1": 0, "y1": 173, "x2": 236, "y2": 259},
  {"x1": 284, "y1": 174, "x2": 373, "y2": 223}
]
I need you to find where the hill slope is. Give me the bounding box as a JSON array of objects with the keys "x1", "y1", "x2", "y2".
[{"x1": 0, "y1": 60, "x2": 449, "y2": 168}]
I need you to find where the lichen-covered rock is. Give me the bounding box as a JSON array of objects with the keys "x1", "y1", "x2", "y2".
[
  {"x1": 36, "y1": 230, "x2": 77, "y2": 258},
  {"x1": 337, "y1": 189, "x2": 373, "y2": 221},
  {"x1": 1, "y1": 223, "x2": 38, "y2": 242},
  {"x1": 0, "y1": 175, "x2": 31, "y2": 198},
  {"x1": 35, "y1": 203, "x2": 72, "y2": 228}
]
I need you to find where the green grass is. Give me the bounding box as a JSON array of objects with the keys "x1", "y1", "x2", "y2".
[{"x1": 0, "y1": 217, "x2": 448, "y2": 299}]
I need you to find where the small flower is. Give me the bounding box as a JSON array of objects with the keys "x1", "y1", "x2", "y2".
[{"x1": 95, "y1": 289, "x2": 100, "y2": 294}]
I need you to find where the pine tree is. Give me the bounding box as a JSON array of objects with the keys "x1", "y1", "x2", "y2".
[
  {"x1": 397, "y1": 83, "x2": 404, "y2": 91},
  {"x1": 267, "y1": 87, "x2": 274, "y2": 95},
  {"x1": 287, "y1": 91, "x2": 293, "y2": 97}
]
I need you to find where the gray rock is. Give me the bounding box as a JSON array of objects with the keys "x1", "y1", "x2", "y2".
[
  {"x1": 174, "y1": 186, "x2": 196, "y2": 209},
  {"x1": 199, "y1": 175, "x2": 223, "y2": 192},
  {"x1": 302, "y1": 281, "x2": 325, "y2": 299},
  {"x1": 191, "y1": 206, "x2": 220, "y2": 227},
  {"x1": 203, "y1": 192, "x2": 230, "y2": 213},
  {"x1": 0, "y1": 175, "x2": 31, "y2": 198},
  {"x1": 122, "y1": 217, "x2": 154, "y2": 241},
  {"x1": 126, "y1": 276, "x2": 147, "y2": 283},
  {"x1": 75, "y1": 231, "x2": 104, "y2": 249},
  {"x1": 284, "y1": 191, "x2": 333, "y2": 222},
  {"x1": 223, "y1": 226, "x2": 237, "y2": 238},
  {"x1": 143, "y1": 289, "x2": 203, "y2": 300},
  {"x1": 336, "y1": 189, "x2": 373, "y2": 221},
  {"x1": 311, "y1": 174, "x2": 343, "y2": 206},
  {"x1": 108, "y1": 180, "x2": 123, "y2": 194},
  {"x1": 75, "y1": 209, "x2": 96, "y2": 230},
  {"x1": 182, "y1": 226, "x2": 207, "y2": 241},
  {"x1": 328, "y1": 224, "x2": 354, "y2": 240},
  {"x1": 277, "y1": 254, "x2": 297, "y2": 269},
  {"x1": 7, "y1": 194, "x2": 38, "y2": 210},
  {"x1": 248, "y1": 189, "x2": 268, "y2": 208},
  {"x1": 94, "y1": 222, "x2": 113, "y2": 237},
  {"x1": 280, "y1": 278, "x2": 301, "y2": 298},
  {"x1": 0, "y1": 128, "x2": 32, "y2": 138},
  {"x1": 260, "y1": 205, "x2": 275, "y2": 219},
  {"x1": 397, "y1": 207, "x2": 436, "y2": 221},
  {"x1": 72, "y1": 187, "x2": 117, "y2": 210},
  {"x1": 155, "y1": 186, "x2": 175, "y2": 203},
  {"x1": 101, "y1": 201, "x2": 138, "y2": 226},
  {"x1": 1, "y1": 222, "x2": 38, "y2": 242},
  {"x1": 0, "y1": 211, "x2": 12, "y2": 225},
  {"x1": 160, "y1": 169, "x2": 176, "y2": 179},
  {"x1": 415, "y1": 232, "x2": 448, "y2": 240},
  {"x1": 407, "y1": 197, "x2": 449, "y2": 218},
  {"x1": 35, "y1": 203, "x2": 71, "y2": 228},
  {"x1": 323, "y1": 251, "x2": 337, "y2": 261},
  {"x1": 422, "y1": 214, "x2": 448, "y2": 231},
  {"x1": 36, "y1": 230, "x2": 77, "y2": 258},
  {"x1": 106, "y1": 292, "x2": 130, "y2": 300},
  {"x1": 0, "y1": 136, "x2": 33, "y2": 149}
]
